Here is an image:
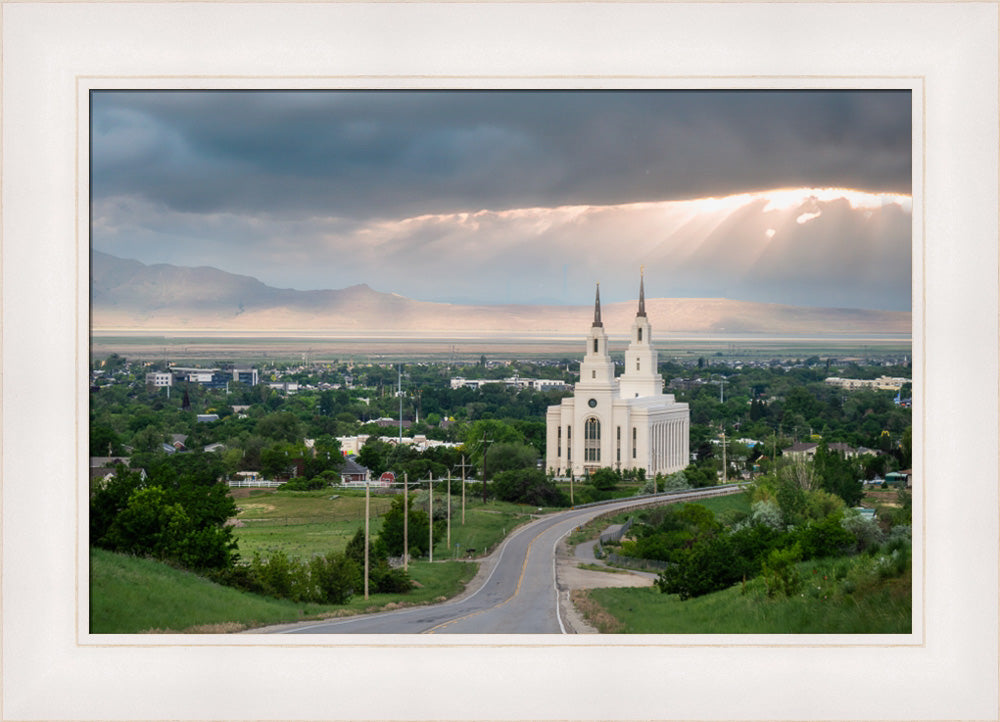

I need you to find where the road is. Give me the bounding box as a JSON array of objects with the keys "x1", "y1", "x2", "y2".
[{"x1": 275, "y1": 486, "x2": 741, "y2": 634}]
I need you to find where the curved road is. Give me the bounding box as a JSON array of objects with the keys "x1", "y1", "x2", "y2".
[{"x1": 277, "y1": 486, "x2": 740, "y2": 634}]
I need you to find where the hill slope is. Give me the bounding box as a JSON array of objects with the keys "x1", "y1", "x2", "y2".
[{"x1": 91, "y1": 251, "x2": 910, "y2": 336}]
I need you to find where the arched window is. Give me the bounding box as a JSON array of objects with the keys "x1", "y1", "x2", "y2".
[
  {"x1": 593, "y1": 338, "x2": 598, "y2": 353},
  {"x1": 584, "y1": 417, "x2": 601, "y2": 462},
  {"x1": 638, "y1": 327, "x2": 643, "y2": 342}
]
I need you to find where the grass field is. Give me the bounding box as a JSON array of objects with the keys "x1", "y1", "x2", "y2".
[
  {"x1": 90, "y1": 547, "x2": 476, "y2": 633},
  {"x1": 577, "y1": 552, "x2": 911, "y2": 634},
  {"x1": 231, "y1": 487, "x2": 544, "y2": 562},
  {"x1": 231, "y1": 489, "x2": 393, "y2": 559}
]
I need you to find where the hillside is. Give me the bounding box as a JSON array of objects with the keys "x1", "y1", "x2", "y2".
[{"x1": 91, "y1": 251, "x2": 910, "y2": 336}]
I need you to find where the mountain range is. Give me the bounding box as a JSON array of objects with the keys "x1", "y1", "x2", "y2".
[{"x1": 90, "y1": 251, "x2": 910, "y2": 337}]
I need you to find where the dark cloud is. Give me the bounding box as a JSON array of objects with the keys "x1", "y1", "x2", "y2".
[{"x1": 91, "y1": 90, "x2": 911, "y2": 220}]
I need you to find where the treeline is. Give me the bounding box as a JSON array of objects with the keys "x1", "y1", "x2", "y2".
[
  {"x1": 88, "y1": 452, "x2": 414, "y2": 605},
  {"x1": 608, "y1": 451, "x2": 912, "y2": 601}
]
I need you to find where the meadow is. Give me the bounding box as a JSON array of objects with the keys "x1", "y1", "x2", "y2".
[
  {"x1": 231, "y1": 487, "x2": 550, "y2": 562},
  {"x1": 577, "y1": 552, "x2": 911, "y2": 634},
  {"x1": 90, "y1": 547, "x2": 477, "y2": 633}
]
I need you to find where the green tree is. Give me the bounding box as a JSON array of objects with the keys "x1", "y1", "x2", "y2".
[
  {"x1": 376, "y1": 497, "x2": 431, "y2": 557},
  {"x1": 492, "y1": 468, "x2": 566, "y2": 507},
  {"x1": 483, "y1": 442, "x2": 538, "y2": 478},
  {"x1": 588, "y1": 467, "x2": 620, "y2": 491}
]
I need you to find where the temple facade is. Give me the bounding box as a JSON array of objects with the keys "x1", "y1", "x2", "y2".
[{"x1": 545, "y1": 276, "x2": 690, "y2": 477}]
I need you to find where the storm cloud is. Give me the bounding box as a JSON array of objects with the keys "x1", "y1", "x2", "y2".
[{"x1": 90, "y1": 89, "x2": 912, "y2": 310}]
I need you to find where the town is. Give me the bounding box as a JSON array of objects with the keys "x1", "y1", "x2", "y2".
[{"x1": 90, "y1": 339, "x2": 912, "y2": 634}]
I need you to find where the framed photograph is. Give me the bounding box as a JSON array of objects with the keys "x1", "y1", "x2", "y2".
[{"x1": 3, "y1": 2, "x2": 997, "y2": 720}]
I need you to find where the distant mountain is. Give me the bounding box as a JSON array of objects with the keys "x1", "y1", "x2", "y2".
[{"x1": 90, "y1": 251, "x2": 910, "y2": 336}]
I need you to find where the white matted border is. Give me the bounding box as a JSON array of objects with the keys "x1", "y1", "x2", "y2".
[{"x1": 2, "y1": 3, "x2": 997, "y2": 721}]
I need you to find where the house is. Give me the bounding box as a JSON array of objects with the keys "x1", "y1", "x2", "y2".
[
  {"x1": 782, "y1": 441, "x2": 867, "y2": 461},
  {"x1": 339, "y1": 457, "x2": 370, "y2": 484},
  {"x1": 885, "y1": 470, "x2": 912, "y2": 488},
  {"x1": 197, "y1": 414, "x2": 220, "y2": 423}
]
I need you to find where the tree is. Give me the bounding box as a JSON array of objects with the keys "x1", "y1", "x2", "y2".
[
  {"x1": 588, "y1": 467, "x2": 620, "y2": 491},
  {"x1": 357, "y1": 438, "x2": 393, "y2": 477},
  {"x1": 492, "y1": 469, "x2": 566, "y2": 506},
  {"x1": 813, "y1": 442, "x2": 864, "y2": 507},
  {"x1": 483, "y1": 442, "x2": 537, "y2": 478},
  {"x1": 376, "y1": 497, "x2": 431, "y2": 557},
  {"x1": 254, "y1": 411, "x2": 303, "y2": 443},
  {"x1": 90, "y1": 423, "x2": 124, "y2": 456}
]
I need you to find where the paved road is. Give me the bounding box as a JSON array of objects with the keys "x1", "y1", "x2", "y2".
[{"x1": 276, "y1": 486, "x2": 741, "y2": 634}]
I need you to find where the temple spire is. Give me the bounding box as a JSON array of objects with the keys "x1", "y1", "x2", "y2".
[
  {"x1": 637, "y1": 266, "x2": 647, "y2": 317},
  {"x1": 593, "y1": 283, "x2": 603, "y2": 327}
]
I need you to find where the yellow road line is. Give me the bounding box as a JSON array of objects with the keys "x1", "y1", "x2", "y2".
[{"x1": 422, "y1": 523, "x2": 551, "y2": 633}]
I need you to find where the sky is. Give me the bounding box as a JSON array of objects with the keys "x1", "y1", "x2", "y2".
[{"x1": 91, "y1": 90, "x2": 912, "y2": 310}]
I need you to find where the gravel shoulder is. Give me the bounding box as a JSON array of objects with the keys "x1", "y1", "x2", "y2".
[{"x1": 555, "y1": 538, "x2": 656, "y2": 634}]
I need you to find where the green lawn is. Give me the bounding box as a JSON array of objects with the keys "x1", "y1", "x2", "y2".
[
  {"x1": 90, "y1": 547, "x2": 476, "y2": 633},
  {"x1": 232, "y1": 488, "x2": 542, "y2": 562},
  {"x1": 579, "y1": 553, "x2": 911, "y2": 634}
]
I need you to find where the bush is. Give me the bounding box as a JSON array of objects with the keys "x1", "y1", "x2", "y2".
[
  {"x1": 761, "y1": 544, "x2": 803, "y2": 597},
  {"x1": 796, "y1": 512, "x2": 855, "y2": 560},
  {"x1": 656, "y1": 535, "x2": 741, "y2": 600},
  {"x1": 281, "y1": 476, "x2": 330, "y2": 491},
  {"x1": 841, "y1": 510, "x2": 886, "y2": 552},
  {"x1": 309, "y1": 551, "x2": 361, "y2": 604},
  {"x1": 492, "y1": 468, "x2": 567, "y2": 506},
  {"x1": 749, "y1": 500, "x2": 783, "y2": 530},
  {"x1": 588, "y1": 467, "x2": 620, "y2": 491}
]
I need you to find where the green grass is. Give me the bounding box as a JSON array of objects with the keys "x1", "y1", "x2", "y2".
[
  {"x1": 430, "y1": 499, "x2": 541, "y2": 558},
  {"x1": 233, "y1": 520, "x2": 377, "y2": 560},
  {"x1": 231, "y1": 489, "x2": 394, "y2": 560},
  {"x1": 685, "y1": 492, "x2": 752, "y2": 518},
  {"x1": 90, "y1": 547, "x2": 477, "y2": 633},
  {"x1": 579, "y1": 553, "x2": 911, "y2": 634},
  {"x1": 232, "y1": 488, "x2": 542, "y2": 563}
]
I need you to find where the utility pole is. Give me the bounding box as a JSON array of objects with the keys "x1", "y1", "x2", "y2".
[
  {"x1": 480, "y1": 435, "x2": 493, "y2": 503},
  {"x1": 398, "y1": 364, "x2": 403, "y2": 444},
  {"x1": 364, "y1": 476, "x2": 370, "y2": 599},
  {"x1": 458, "y1": 454, "x2": 469, "y2": 524},
  {"x1": 721, "y1": 430, "x2": 728, "y2": 485},
  {"x1": 446, "y1": 469, "x2": 452, "y2": 549},
  {"x1": 428, "y1": 473, "x2": 434, "y2": 563},
  {"x1": 403, "y1": 471, "x2": 408, "y2": 571}
]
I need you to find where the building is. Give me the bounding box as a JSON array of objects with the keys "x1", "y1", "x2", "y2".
[
  {"x1": 168, "y1": 366, "x2": 260, "y2": 389},
  {"x1": 146, "y1": 372, "x2": 173, "y2": 388},
  {"x1": 825, "y1": 375, "x2": 910, "y2": 392},
  {"x1": 545, "y1": 276, "x2": 690, "y2": 477},
  {"x1": 782, "y1": 441, "x2": 869, "y2": 461}
]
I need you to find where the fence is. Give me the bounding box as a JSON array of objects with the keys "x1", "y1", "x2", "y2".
[
  {"x1": 227, "y1": 479, "x2": 285, "y2": 488},
  {"x1": 603, "y1": 553, "x2": 669, "y2": 573}
]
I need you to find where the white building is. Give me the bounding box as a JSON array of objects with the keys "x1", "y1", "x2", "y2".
[
  {"x1": 145, "y1": 372, "x2": 172, "y2": 387},
  {"x1": 546, "y1": 276, "x2": 690, "y2": 477}
]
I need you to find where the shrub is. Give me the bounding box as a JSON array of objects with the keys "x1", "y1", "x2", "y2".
[
  {"x1": 492, "y1": 468, "x2": 567, "y2": 506},
  {"x1": 656, "y1": 535, "x2": 741, "y2": 600},
  {"x1": 309, "y1": 551, "x2": 361, "y2": 604},
  {"x1": 761, "y1": 544, "x2": 803, "y2": 597},
  {"x1": 749, "y1": 500, "x2": 783, "y2": 530},
  {"x1": 841, "y1": 510, "x2": 886, "y2": 552},
  {"x1": 796, "y1": 512, "x2": 855, "y2": 560}
]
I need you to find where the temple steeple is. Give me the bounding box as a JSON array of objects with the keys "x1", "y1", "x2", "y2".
[
  {"x1": 637, "y1": 267, "x2": 646, "y2": 317},
  {"x1": 578, "y1": 281, "x2": 615, "y2": 389},
  {"x1": 619, "y1": 269, "x2": 662, "y2": 399}
]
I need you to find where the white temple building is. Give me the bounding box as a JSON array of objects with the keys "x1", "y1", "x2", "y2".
[{"x1": 545, "y1": 275, "x2": 690, "y2": 477}]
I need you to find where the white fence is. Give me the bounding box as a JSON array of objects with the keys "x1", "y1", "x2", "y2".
[{"x1": 227, "y1": 479, "x2": 286, "y2": 488}]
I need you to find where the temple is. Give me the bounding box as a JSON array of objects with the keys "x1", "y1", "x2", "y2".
[{"x1": 545, "y1": 273, "x2": 690, "y2": 477}]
